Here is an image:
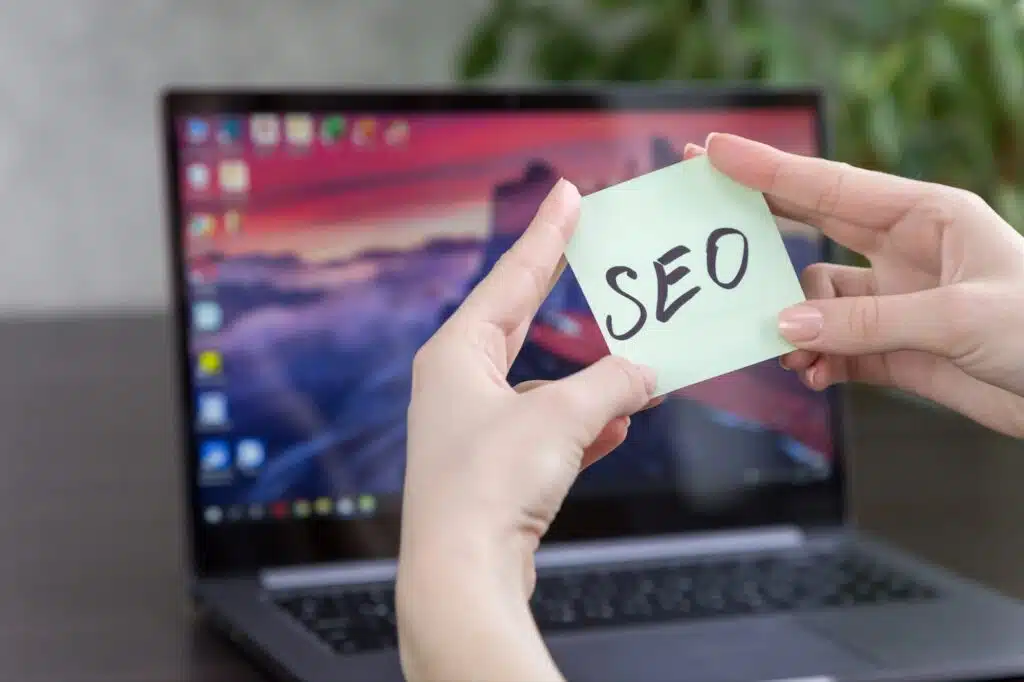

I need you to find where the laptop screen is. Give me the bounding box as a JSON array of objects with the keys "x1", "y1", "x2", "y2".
[{"x1": 165, "y1": 90, "x2": 843, "y2": 573}]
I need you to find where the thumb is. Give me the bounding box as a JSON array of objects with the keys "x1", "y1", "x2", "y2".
[
  {"x1": 777, "y1": 288, "x2": 956, "y2": 356},
  {"x1": 527, "y1": 356, "x2": 656, "y2": 445}
]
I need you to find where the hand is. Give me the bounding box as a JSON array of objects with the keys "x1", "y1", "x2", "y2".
[
  {"x1": 397, "y1": 179, "x2": 658, "y2": 682},
  {"x1": 685, "y1": 134, "x2": 1024, "y2": 437}
]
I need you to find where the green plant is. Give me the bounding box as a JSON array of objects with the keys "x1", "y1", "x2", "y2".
[{"x1": 459, "y1": 0, "x2": 1024, "y2": 231}]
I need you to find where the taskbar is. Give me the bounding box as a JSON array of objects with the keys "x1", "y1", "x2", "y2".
[{"x1": 201, "y1": 493, "x2": 382, "y2": 525}]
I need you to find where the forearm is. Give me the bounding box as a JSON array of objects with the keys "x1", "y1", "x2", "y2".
[{"x1": 396, "y1": 529, "x2": 563, "y2": 682}]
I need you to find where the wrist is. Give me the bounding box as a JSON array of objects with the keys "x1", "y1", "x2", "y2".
[
  {"x1": 398, "y1": 515, "x2": 532, "y2": 607},
  {"x1": 397, "y1": 519, "x2": 557, "y2": 682}
]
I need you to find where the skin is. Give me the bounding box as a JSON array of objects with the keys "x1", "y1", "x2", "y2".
[
  {"x1": 396, "y1": 134, "x2": 1024, "y2": 681},
  {"x1": 685, "y1": 135, "x2": 1024, "y2": 437}
]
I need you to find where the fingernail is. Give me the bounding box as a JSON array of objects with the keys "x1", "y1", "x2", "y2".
[
  {"x1": 537, "y1": 178, "x2": 580, "y2": 226},
  {"x1": 624, "y1": 415, "x2": 632, "y2": 429},
  {"x1": 779, "y1": 355, "x2": 790, "y2": 370},
  {"x1": 684, "y1": 142, "x2": 705, "y2": 156},
  {"x1": 778, "y1": 305, "x2": 824, "y2": 343},
  {"x1": 637, "y1": 365, "x2": 657, "y2": 396},
  {"x1": 552, "y1": 177, "x2": 579, "y2": 204},
  {"x1": 704, "y1": 132, "x2": 719, "y2": 148}
]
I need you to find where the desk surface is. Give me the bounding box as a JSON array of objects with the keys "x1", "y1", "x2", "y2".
[{"x1": 0, "y1": 314, "x2": 1022, "y2": 682}]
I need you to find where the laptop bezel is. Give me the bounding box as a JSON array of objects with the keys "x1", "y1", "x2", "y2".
[{"x1": 161, "y1": 85, "x2": 845, "y2": 579}]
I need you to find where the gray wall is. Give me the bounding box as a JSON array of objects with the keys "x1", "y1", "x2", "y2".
[{"x1": 0, "y1": 0, "x2": 494, "y2": 313}]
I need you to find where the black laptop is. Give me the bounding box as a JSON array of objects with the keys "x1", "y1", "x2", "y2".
[{"x1": 162, "y1": 86, "x2": 1024, "y2": 682}]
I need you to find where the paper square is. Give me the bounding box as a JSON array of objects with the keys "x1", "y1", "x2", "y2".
[{"x1": 564, "y1": 155, "x2": 806, "y2": 397}]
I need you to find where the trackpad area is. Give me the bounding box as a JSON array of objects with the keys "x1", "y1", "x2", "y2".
[{"x1": 549, "y1": 617, "x2": 877, "y2": 682}]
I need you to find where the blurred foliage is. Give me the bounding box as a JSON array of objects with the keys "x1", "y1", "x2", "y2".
[{"x1": 459, "y1": 0, "x2": 1024, "y2": 231}]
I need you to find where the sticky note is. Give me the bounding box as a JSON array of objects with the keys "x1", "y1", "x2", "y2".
[{"x1": 564, "y1": 155, "x2": 805, "y2": 397}]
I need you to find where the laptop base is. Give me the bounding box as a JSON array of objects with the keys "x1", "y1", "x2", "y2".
[{"x1": 195, "y1": 530, "x2": 1024, "y2": 682}]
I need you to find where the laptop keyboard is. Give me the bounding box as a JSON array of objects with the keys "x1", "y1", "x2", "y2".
[
  {"x1": 274, "y1": 549, "x2": 938, "y2": 655},
  {"x1": 276, "y1": 585, "x2": 399, "y2": 654}
]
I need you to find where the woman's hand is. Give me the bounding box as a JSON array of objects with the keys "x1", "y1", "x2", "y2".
[
  {"x1": 687, "y1": 134, "x2": 1024, "y2": 437},
  {"x1": 396, "y1": 179, "x2": 657, "y2": 682}
]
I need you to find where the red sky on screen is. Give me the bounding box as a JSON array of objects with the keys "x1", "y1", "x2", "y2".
[{"x1": 179, "y1": 109, "x2": 817, "y2": 258}]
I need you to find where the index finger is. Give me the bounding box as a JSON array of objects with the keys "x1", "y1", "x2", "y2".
[
  {"x1": 456, "y1": 179, "x2": 580, "y2": 335},
  {"x1": 705, "y1": 133, "x2": 943, "y2": 231}
]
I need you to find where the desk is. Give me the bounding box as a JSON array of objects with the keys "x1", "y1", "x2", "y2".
[{"x1": 0, "y1": 314, "x2": 1021, "y2": 681}]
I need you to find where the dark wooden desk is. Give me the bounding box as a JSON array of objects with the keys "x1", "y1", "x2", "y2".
[{"x1": 0, "y1": 314, "x2": 1021, "y2": 681}]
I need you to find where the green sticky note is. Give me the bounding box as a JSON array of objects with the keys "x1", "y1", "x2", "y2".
[{"x1": 564, "y1": 155, "x2": 806, "y2": 397}]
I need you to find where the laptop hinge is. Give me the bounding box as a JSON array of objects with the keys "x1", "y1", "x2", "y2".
[
  {"x1": 535, "y1": 526, "x2": 804, "y2": 570},
  {"x1": 260, "y1": 526, "x2": 804, "y2": 591},
  {"x1": 262, "y1": 559, "x2": 397, "y2": 592}
]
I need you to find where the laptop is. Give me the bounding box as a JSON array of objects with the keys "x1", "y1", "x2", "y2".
[{"x1": 161, "y1": 86, "x2": 1024, "y2": 682}]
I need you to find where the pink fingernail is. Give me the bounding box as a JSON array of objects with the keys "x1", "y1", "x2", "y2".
[
  {"x1": 553, "y1": 177, "x2": 579, "y2": 201},
  {"x1": 536, "y1": 178, "x2": 580, "y2": 229},
  {"x1": 778, "y1": 305, "x2": 824, "y2": 343}
]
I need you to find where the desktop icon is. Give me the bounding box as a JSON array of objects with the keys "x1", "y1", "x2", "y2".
[
  {"x1": 185, "y1": 118, "x2": 210, "y2": 144},
  {"x1": 216, "y1": 116, "x2": 243, "y2": 145},
  {"x1": 250, "y1": 114, "x2": 280, "y2": 146},
  {"x1": 186, "y1": 163, "x2": 210, "y2": 191},
  {"x1": 218, "y1": 160, "x2": 249, "y2": 194},
  {"x1": 189, "y1": 258, "x2": 217, "y2": 287},
  {"x1": 199, "y1": 440, "x2": 231, "y2": 473},
  {"x1": 188, "y1": 214, "x2": 215, "y2": 238},
  {"x1": 314, "y1": 497, "x2": 332, "y2": 516},
  {"x1": 192, "y1": 301, "x2": 223, "y2": 332},
  {"x1": 222, "y1": 210, "x2": 242, "y2": 235},
  {"x1": 226, "y1": 505, "x2": 244, "y2": 522},
  {"x1": 358, "y1": 494, "x2": 377, "y2": 515},
  {"x1": 203, "y1": 506, "x2": 223, "y2": 524},
  {"x1": 270, "y1": 501, "x2": 289, "y2": 519},
  {"x1": 384, "y1": 119, "x2": 409, "y2": 146},
  {"x1": 336, "y1": 497, "x2": 355, "y2": 517},
  {"x1": 196, "y1": 350, "x2": 223, "y2": 378},
  {"x1": 320, "y1": 115, "x2": 346, "y2": 144},
  {"x1": 196, "y1": 391, "x2": 228, "y2": 427},
  {"x1": 293, "y1": 499, "x2": 311, "y2": 518},
  {"x1": 352, "y1": 118, "x2": 376, "y2": 146},
  {"x1": 285, "y1": 114, "x2": 314, "y2": 146},
  {"x1": 248, "y1": 503, "x2": 265, "y2": 520},
  {"x1": 236, "y1": 438, "x2": 266, "y2": 472}
]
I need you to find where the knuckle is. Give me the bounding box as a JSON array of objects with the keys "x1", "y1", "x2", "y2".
[
  {"x1": 846, "y1": 298, "x2": 881, "y2": 342},
  {"x1": 605, "y1": 355, "x2": 649, "y2": 407},
  {"x1": 497, "y1": 247, "x2": 549, "y2": 304},
  {"x1": 918, "y1": 188, "x2": 978, "y2": 229},
  {"x1": 954, "y1": 188, "x2": 989, "y2": 215},
  {"x1": 917, "y1": 189, "x2": 962, "y2": 227},
  {"x1": 767, "y1": 158, "x2": 786, "y2": 197},
  {"x1": 531, "y1": 212, "x2": 566, "y2": 243},
  {"x1": 799, "y1": 263, "x2": 832, "y2": 298},
  {"x1": 606, "y1": 355, "x2": 641, "y2": 394},
  {"x1": 815, "y1": 162, "x2": 850, "y2": 216}
]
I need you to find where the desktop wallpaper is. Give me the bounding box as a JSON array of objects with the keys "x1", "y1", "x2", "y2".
[{"x1": 176, "y1": 109, "x2": 833, "y2": 520}]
